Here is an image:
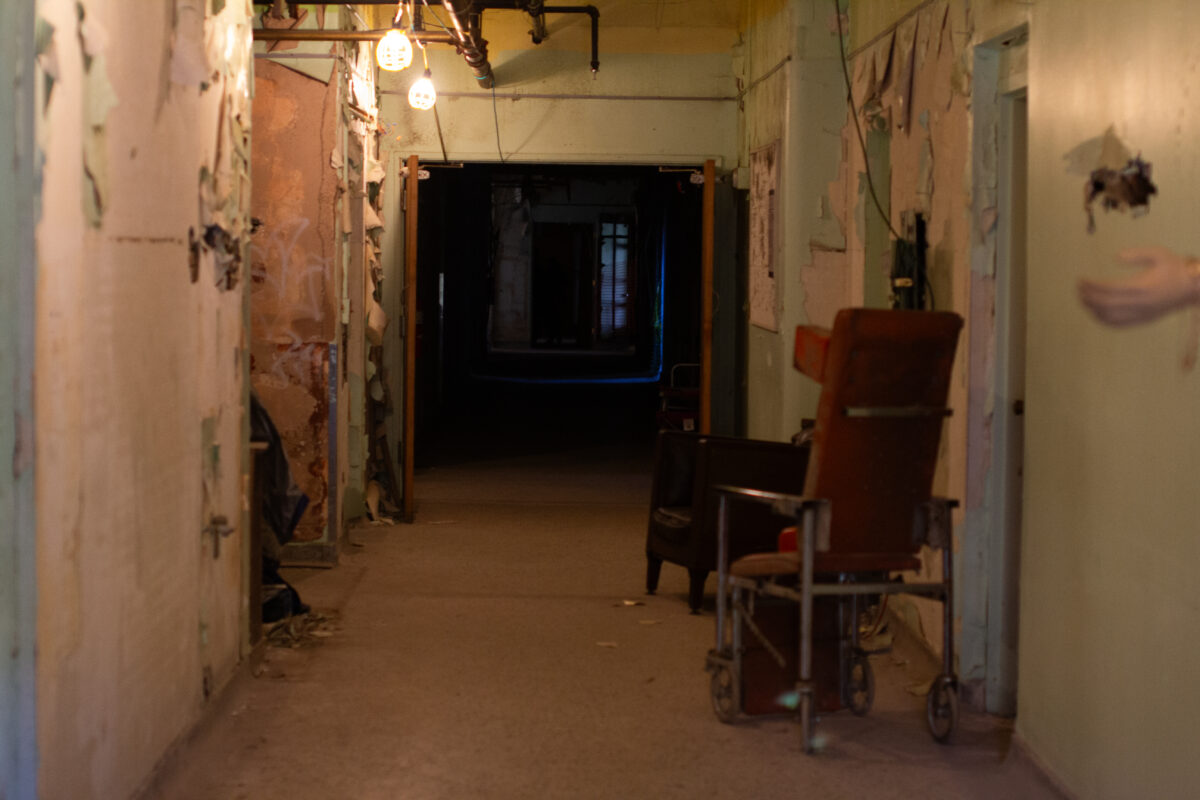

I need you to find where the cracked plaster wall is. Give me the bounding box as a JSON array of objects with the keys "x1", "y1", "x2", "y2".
[
  {"x1": 740, "y1": 0, "x2": 1036, "y2": 709},
  {"x1": 34, "y1": 1, "x2": 253, "y2": 797}
]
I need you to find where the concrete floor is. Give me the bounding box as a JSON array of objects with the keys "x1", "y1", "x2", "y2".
[{"x1": 145, "y1": 421, "x2": 1064, "y2": 800}]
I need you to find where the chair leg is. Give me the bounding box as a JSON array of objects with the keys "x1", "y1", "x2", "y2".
[
  {"x1": 645, "y1": 553, "x2": 663, "y2": 594},
  {"x1": 687, "y1": 568, "x2": 708, "y2": 613}
]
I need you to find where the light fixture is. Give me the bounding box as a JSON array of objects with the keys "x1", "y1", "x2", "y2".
[
  {"x1": 377, "y1": 28, "x2": 413, "y2": 72},
  {"x1": 408, "y1": 69, "x2": 436, "y2": 110}
]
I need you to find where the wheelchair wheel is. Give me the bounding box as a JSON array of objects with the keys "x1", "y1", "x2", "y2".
[
  {"x1": 710, "y1": 664, "x2": 739, "y2": 723},
  {"x1": 926, "y1": 675, "x2": 958, "y2": 742},
  {"x1": 842, "y1": 652, "x2": 874, "y2": 716}
]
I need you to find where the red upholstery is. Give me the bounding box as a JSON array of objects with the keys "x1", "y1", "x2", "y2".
[{"x1": 731, "y1": 308, "x2": 962, "y2": 578}]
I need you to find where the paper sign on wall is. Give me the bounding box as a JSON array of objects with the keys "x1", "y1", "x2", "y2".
[{"x1": 749, "y1": 141, "x2": 779, "y2": 331}]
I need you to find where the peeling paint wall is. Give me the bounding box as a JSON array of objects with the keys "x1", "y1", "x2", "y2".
[
  {"x1": 1017, "y1": 1, "x2": 1200, "y2": 796},
  {"x1": 741, "y1": 1, "x2": 847, "y2": 442},
  {"x1": 748, "y1": 0, "x2": 1034, "y2": 706},
  {"x1": 34, "y1": 1, "x2": 253, "y2": 797},
  {"x1": 251, "y1": 7, "x2": 387, "y2": 546},
  {"x1": 1, "y1": 1, "x2": 38, "y2": 796},
  {"x1": 250, "y1": 59, "x2": 340, "y2": 548},
  {"x1": 827, "y1": 0, "x2": 975, "y2": 675}
]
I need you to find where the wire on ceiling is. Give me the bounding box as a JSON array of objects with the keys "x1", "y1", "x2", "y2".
[{"x1": 419, "y1": 0, "x2": 453, "y2": 35}]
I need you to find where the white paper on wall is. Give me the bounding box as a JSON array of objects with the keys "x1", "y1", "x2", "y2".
[{"x1": 749, "y1": 141, "x2": 780, "y2": 332}]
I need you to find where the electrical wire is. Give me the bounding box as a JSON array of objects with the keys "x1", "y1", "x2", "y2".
[
  {"x1": 418, "y1": 0, "x2": 454, "y2": 35},
  {"x1": 491, "y1": 83, "x2": 505, "y2": 163},
  {"x1": 833, "y1": 0, "x2": 903, "y2": 243},
  {"x1": 432, "y1": 105, "x2": 450, "y2": 163}
]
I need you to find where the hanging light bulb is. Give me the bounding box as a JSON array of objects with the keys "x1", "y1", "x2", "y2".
[
  {"x1": 377, "y1": 28, "x2": 413, "y2": 72},
  {"x1": 408, "y1": 69, "x2": 436, "y2": 110}
]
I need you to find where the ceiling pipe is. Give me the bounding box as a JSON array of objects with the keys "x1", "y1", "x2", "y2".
[
  {"x1": 252, "y1": 27, "x2": 454, "y2": 44},
  {"x1": 440, "y1": 0, "x2": 495, "y2": 89},
  {"x1": 251, "y1": 2, "x2": 598, "y2": 81},
  {"x1": 523, "y1": 0, "x2": 548, "y2": 43},
  {"x1": 541, "y1": 5, "x2": 599, "y2": 73}
]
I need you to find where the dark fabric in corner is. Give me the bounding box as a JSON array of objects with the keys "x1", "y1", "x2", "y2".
[{"x1": 249, "y1": 391, "x2": 309, "y2": 545}]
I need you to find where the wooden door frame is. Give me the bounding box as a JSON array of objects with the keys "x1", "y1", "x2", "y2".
[{"x1": 403, "y1": 154, "x2": 419, "y2": 521}]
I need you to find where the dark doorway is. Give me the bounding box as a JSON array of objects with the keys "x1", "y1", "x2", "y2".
[{"x1": 414, "y1": 163, "x2": 706, "y2": 465}]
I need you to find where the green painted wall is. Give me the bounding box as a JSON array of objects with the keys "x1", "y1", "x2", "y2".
[
  {"x1": 742, "y1": 0, "x2": 846, "y2": 441},
  {"x1": 0, "y1": 0, "x2": 37, "y2": 796},
  {"x1": 1018, "y1": 2, "x2": 1200, "y2": 796}
]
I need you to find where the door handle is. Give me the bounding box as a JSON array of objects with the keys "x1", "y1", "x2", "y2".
[{"x1": 1012, "y1": 399, "x2": 1025, "y2": 416}]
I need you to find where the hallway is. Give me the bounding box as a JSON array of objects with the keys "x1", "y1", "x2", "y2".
[{"x1": 145, "y1": 436, "x2": 1062, "y2": 799}]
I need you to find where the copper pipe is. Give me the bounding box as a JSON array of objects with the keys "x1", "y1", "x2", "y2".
[
  {"x1": 252, "y1": 28, "x2": 454, "y2": 44},
  {"x1": 441, "y1": 0, "x2": 495, "y2": 89}
]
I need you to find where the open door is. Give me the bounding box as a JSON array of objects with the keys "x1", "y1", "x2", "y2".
[{"x1": 988, "y1": 87, "x2": 1028, "y2": 715}]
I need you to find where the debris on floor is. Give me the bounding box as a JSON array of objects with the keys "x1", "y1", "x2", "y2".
[{"x1": 265, "y1": 610, "x2": 341, "y2": 649}]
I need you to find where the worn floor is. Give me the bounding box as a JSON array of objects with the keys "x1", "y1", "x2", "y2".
[{"x1": 145, "y1": 387, "x2": 1063, "y2": 800}]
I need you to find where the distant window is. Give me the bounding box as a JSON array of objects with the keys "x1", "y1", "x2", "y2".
[{"x1": 598, "y1": 216, "x2": 633, "y2": 343}]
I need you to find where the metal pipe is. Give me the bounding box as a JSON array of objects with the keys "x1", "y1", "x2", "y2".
[
  {"x1": 942, "y1": 537, "x2": 954, "y2": 678},
  {"x1": 381, "y1": 90, "x2": 734, "y2": 102},
  {"x1": 252, "y1": 2, "x2": 597, "y2": 83},
  {"x1": 441, "y1": 0, "x2": 495, "y2": 89},
  {"x1": 798, "y1": 503, "x2": 816, "y2": 753},
  {"x1": 543, "y1": 5, "x2": 599, "y2": 73},
  {"x1": 252, "y1": 28, "x2": 454, "y2": 44},
  {"x1": 525, "y1": 0, "x2": 548, "y2": 43},
  {"x1": 715, "y1": 493, "x2": 728, "y2": 649}
]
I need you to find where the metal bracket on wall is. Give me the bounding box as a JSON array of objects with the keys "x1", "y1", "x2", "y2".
[
  {"x1": 399, "y1": 167, "x2": 431, "y2": 180},
  {"x1": 204, "y1": 514, "x2": 236, "y2": 559}
]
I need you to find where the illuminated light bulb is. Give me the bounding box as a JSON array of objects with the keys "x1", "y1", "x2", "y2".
[
  {"x1": 376, "y1": 29, "x2": 413, "y2": 72},
  {"x1": 408, "y1": 70, "x2": 436, "y2": 110}
]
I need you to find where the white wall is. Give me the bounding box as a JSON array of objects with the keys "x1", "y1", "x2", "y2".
[
  {"x1": 35, "y1": 2, "x2": 253, "y2": 796},
  {"x1": 1018, "y1": 2, "x2": 1200, "y2": 796}
]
